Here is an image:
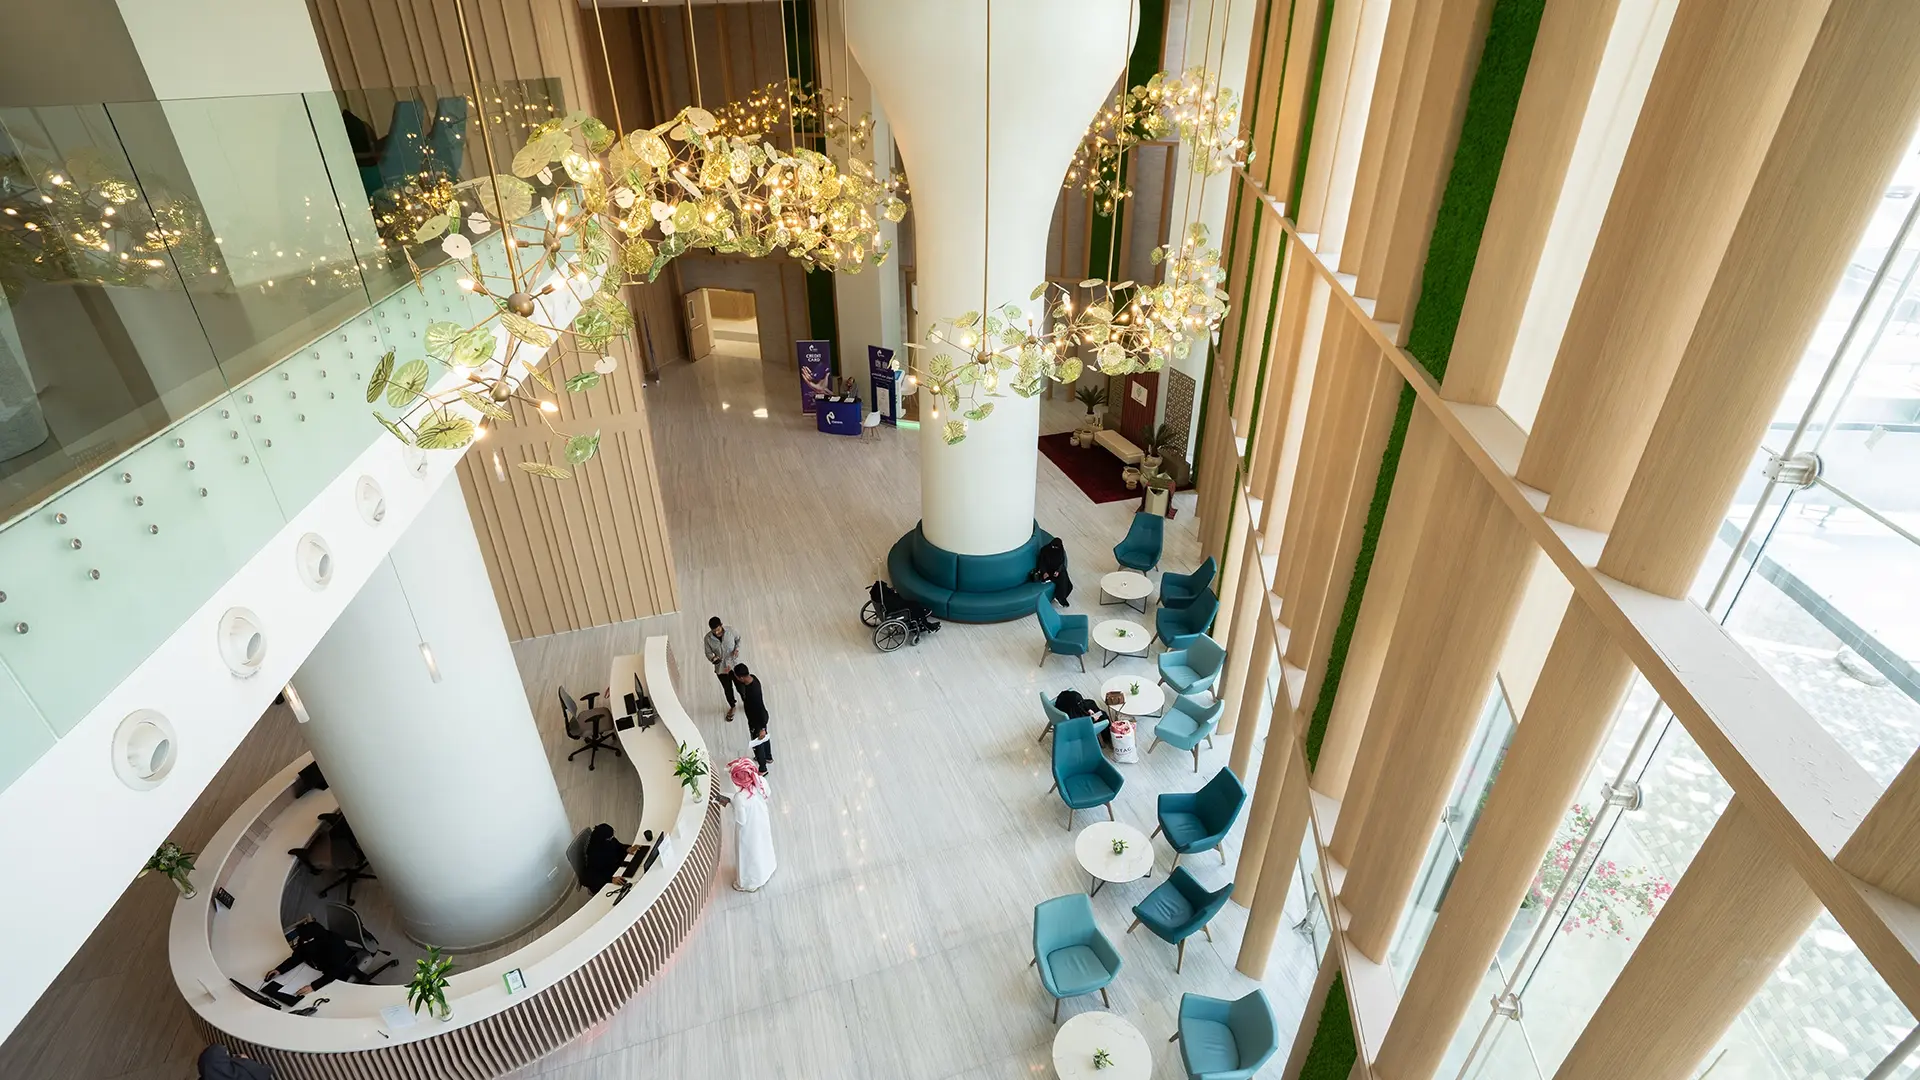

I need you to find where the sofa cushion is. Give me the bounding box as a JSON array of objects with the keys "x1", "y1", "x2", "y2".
[
  {"x1": 954, "y1": 525, "x2": 1051, "y2": 593},
  {"x1": 1044, "y1": 944, "x2": 1112, "y2": 996},
  {"x1": 888, "y1": 534, "x2": 953, "y2": 614},
  {"x1": 1160, "y1": 809, "x2": 1210, "y2": 850},
  {"x1": 1095, "y1": 428, "x2": 1143, "y2": 464},
  {"x1": 910, "y1": 527, "x2": 960, "y2": 590},
  {"x1": 946, "y1": 582, "x2": 1050, "y2": 623}
]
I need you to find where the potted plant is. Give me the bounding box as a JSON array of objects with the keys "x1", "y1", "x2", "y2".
[
  {"x1": 1110, "y1": 837, "x2": 1129, "y2": 857},
  {"x1": 407, "y1": 946, "x2": 454, "y2": 1022},
  {"x1": 1093, "y1": 1048, "x2": 1115, "y2": 1069},
  {"x1": 1074, "y1": 383, "x2": 1109, "y2": 418},
  {"x1": 142, "y1": 841, "x2": 198, "y2": 899},
  {"x1": 1138, "y1": 420, "x2": 1179, "y2": 474},
  {"x1": 674, "y1": 742, "x2": 708, "y2": 801}
]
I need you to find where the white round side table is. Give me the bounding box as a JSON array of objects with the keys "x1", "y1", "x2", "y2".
[
  {"x1": 1075, "y1": 820, "x2": 1154, "y2": 897},
  {"x1": 1052, "y1": 1009, "x2": 1152, "y2": 1080},
  {"x1": 1092, "y1": 618, "x2": 1151, "y2": 668},
  {"x1": 1099, "y1": 570, "x2": 1155, "y2": 614}
]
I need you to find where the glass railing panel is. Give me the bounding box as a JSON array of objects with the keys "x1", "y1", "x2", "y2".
[
  {"x1": 0, "y1": 393, "x2": 287, "y2": 733},
  {"x1": 107, "y1": 95, "x2": 376, "y2": 387},
  {"x1": 0, "y1": 659, "x2": 54, "y2": 795},
  {"x1": 0, "y1": 103, "x2": 231, "y2": 526}
]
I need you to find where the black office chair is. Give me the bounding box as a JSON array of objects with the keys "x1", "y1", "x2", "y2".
[
  {"x1": 561, "y1": 686, "x2": 620, "y2": 770},
  {"x1": 323, "y1": 901, "x2": 397, "y2": 982},
  {"x1": 565, "y1": 826, "x2": 593, "y2": 890},
  {"x1": 315, "y1": 813, "x2": 376, "y2": 906}
]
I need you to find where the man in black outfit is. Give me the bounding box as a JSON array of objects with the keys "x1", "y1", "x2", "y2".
[
  {"x1": 262, "y1": 917, "x2": 361, "y2": 996},
  {"x1": 732, "y1": 663, "x2": 773, "y2": 774},
  {"x1": 198, "y1": 1045, "x2": 274, "y2": 1079}
]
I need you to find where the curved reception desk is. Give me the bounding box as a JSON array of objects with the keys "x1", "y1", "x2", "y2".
[{"x1": 170, "y1": 637, "x2": 718, "y2": 1080}]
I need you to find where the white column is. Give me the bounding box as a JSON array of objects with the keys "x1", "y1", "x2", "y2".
[
  {"x1": 292, "y1": 481, "x2": 573, "y2": 950},
  {"x1": 847, "y1": 0, "x2": 1133, "y2": 554}
]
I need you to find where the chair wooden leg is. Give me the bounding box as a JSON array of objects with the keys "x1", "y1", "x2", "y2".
[
  {"x1": 1029, "y1": 956, "x2": 1037, "y2": 967},
  {"x1": 1037, "y1": 720, "x2": 1054, "y2": 743},
  {"x1": 1047, "y1": 780, "x2": 1059, "y2": 795},
  {"x1": 1105, "y1": 803, "x2": 1115, "y2": 821},
  {"x1": 1218, "y1": 847, "x2": 1227, "y2": 863},
  {"x1": 1064, "y1": 805, "x2": 1075, "y2": 832},
  {"x1": 1077, "y1": 654, "x2": 1087, "y2": 673},
  {"x1": 1169, "y1": 1031, "x2": 1181, "y2": 1044},
  {"x1": 1126, "y1": 917, "x2": 1141, "y2": 934},
  {"x1": 1150, "y1": 823, "x2": 1163, "y2": 840},
  {"x1": 1100, "y1": 987, "x2": 1110, "y2": 1007},
  {"x1": 1039, "y1": 645, "x2": 1051, "y2": 667},
  {"x1": 1176, "y1": 939, "x2": 1186, "y2": 973},
  {"x1": 1054, "y1": 997, "x2": 1061, "y2": 1024},
  {"x1": 1171, "y1": 852, "x2": 1181, "y2": 870},
  {"x1": 1206, "y1": 734, "x2": 1216, "y2": 748},
  {"x1": 1147, "y1": 737, "x2": 1160, "y2": 754},
  {"x1": 1202, "y1": 923, "x2": 1213, "y2": 942},
  {"x1": 1191, "y1": 747, "x2": 1201, "y2": 772}
]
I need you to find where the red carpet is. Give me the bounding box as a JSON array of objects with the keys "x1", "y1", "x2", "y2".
[{"x1": 1039, "y1": 432, "x2": 1145, "y2": 505}]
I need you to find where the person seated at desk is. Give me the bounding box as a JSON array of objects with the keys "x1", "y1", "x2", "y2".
[
  {"x1": 262, "y1": 916, "x2": 360, "y2": 996},
  {"x1": 198, "y1": 1045, "x2": 274, "y2": 1079},
  {"x1": 583, "y1": 822, "x2": 643, "y2": 890}
]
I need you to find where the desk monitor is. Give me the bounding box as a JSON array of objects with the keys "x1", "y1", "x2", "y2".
[{"x1": 228, "y1": 979, "x2": 286, "y2": 1011}]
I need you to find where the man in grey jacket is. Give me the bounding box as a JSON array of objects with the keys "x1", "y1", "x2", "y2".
[{"x1": 704, "y1": 616, "x2": 742, "y2": 721}]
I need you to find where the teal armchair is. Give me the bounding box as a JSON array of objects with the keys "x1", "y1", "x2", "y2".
[
  {"x1": 1050, "y1": 716, "x2": 1123, "y2": 831},
  {"x1": 1153, "y1": 768, "x2": 1246, "y2": 868},
  {"x1": 1128, "y1": 867, "x2": 1234, "y2": 972},
  {"x1": 1161, "y1": 557, "x2": 1217, "y2": 609},
  {"x1": 1036, "y1": 585, "x2": 1090, "y2": 672},
  {"x1": 1113, "y1": 512, "x2": 1165, "y2": 572},
  {"x1": 1173, "y1": 990, "x2": 1279, "y2": 1080},
  {"x1": 1037, "y1": 691, "x2": 1108, "y2": 743},
  {"x1": 1031, "y1": 893, "x2": 1122, "y2": 1022},
  {"x1": 1151, "y1": 694, "x2": 1225, "y2": 772},
  {"x1": 1158, "y1": 634, "x2": 1226, "y2": 698},
  {"x1": 1156, "y1": 592, "x2": 1218, "y2": 648}
]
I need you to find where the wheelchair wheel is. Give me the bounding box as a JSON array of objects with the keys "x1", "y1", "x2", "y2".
[
  {"x1": 861, "y1": 599, "x2": 881, "y2": 627},
  {"x1": 874, "y1": 619, "x2": 909, "y2": 652}
]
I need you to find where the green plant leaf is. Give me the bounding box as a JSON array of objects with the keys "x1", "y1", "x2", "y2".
[
  {"x1": 528, "y1": 367, "x2": 556, "y2": 394},
  {"x1": 424, "y1": 321, "x2": 465, "y2": 360},
  {"x1": 953, "y1": 310, "x2": 980, "y2": 329},
  {"x1": 413, "y1": 410, "x2": 476, "y2": 450},
  {"x1": 458, "y1": 389, "x2": 513, "y2": 421},
  {"x1": 564, "y1": 371, "x2": 603, "y2": 393},
  {"x1": 385, "y1": 358, "x2": 431, "y2": 407},
  {"x1": 964, "y1": 402, "x2": 994, "y2": 422},
  {"x1": 1029, "y1": 282, "x2": 1048, "y2": 301},
  {"x1": 414, "y1": 215, "x2": 450, "y2": 243},
  {"x1": 373, "y1": 412, "x2": 412, "y2": 445},
  {"x1": 452, "y1": 327, "x2": 498, "y2": 368},
  {"x1": 501, "y1": 311, "x2": 555, "y2": 348},
  {"x1": 517, "y1": 460, "x2": 572, "y2": 479},
  {"x1": 564, "y1": 430, "x2": 601, "y2": 465},
  {"x1": 941, "y1": 419, "x2": 967, "y2": 444},
  {"x1": 366, "y1": 349, "x2": 395, "y2": 404}
]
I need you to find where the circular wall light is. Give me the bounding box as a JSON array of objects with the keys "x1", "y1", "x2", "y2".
[
  {"x1": 295, "y1": 533, "x2": 334, "y2": 591},
  {"x1": 403, "y1": 447, "x2": 430, "y2": 479},
  {"x1": 112, "y1": 709, "x2": 178, "y2": 789},
  {"x1": 355, "y1": 475, "x2": 387, "y2": 526},
  {"x1": 218, "y1": 607, "x2": 268, "y2": 678}
]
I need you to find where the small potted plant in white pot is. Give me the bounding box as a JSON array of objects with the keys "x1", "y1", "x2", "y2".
[
  {"x1": 143, "y1": 840, "x2": 198, "y2": 899},
  {"x1": 407, "y1": 946, "x2": 454, "y2": 1022},
  {"x1": 674, "y1": 742, "x2": 708, "y2": 802}
]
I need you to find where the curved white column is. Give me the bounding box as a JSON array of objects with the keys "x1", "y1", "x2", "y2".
[
  {"x1": 847, "y1": 0, "x2": 1134, "y2": 554},
  {"x1": 291, "y1": 480, "x2": 571, "y2": 950}
]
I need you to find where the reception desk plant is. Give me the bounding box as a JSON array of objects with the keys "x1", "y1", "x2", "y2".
[
  {"x1": 142, "y1": 840, "x2": 198, "y2": 899},
  {"x1": 674, "y1": 742, "x2": 708, "y2": 801},
  {"x1": 407, "y1": 946, "x2": 455, "y2": 1022}
]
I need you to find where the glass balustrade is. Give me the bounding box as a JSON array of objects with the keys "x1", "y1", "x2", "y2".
[{"x1": 0, "y1": 79, "x2": 576, "y2": 796}]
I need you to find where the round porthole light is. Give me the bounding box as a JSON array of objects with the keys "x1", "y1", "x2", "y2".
[
  {"x1": 218, "y1": 607, "x2": 267, "y2": 678},
  {"x1": 355, "y1": 475, "x2": 387, "y2": 526},
  {"x1": 112, "y1": 709, "x2": 178, "y2": 789},
  {"x1": 403, "y1": 447, "x2": 430, "y2": 479},
  {"x1": 295, "y1": 533, "x2": 333, "y2": 591}
]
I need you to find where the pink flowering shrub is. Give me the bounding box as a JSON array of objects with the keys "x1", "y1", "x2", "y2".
[{"x1": 1526, "y1": 803, "x2": 1676, "y2": 940}]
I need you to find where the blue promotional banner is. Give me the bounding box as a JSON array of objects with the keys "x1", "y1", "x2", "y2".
[
  {"x1": 868, "y1": 345, "x2": 899, "y2": 426},
  {"x1": 797, "y1": 339, "x2": 832, "y2": 414}
]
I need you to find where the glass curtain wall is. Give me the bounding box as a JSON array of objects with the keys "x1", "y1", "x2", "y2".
[{"x1": 1444, "y1": 123, "x2": 1920, "y2": 1080}]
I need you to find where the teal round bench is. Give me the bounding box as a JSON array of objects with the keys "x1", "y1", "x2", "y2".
[{"x1": 886, "y1": 522, "x2": 1055, "y2": 623}]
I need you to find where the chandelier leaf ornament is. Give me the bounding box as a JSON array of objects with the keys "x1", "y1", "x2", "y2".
[
  {"x1": 364, "y1": 0, "x2": 908, "y2": 475},
  {"x1": 902, "y1": 4, "x2": 1233, "y2": 446}
]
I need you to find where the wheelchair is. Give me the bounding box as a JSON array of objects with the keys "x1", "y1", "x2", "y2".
[{"x1": 863, "y1": 580, "x2": 941, "y2": 652}]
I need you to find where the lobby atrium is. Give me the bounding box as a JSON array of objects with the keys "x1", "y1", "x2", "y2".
[{"x1": 2, "y1": 0, "x2": 1919, "y2": 1078}]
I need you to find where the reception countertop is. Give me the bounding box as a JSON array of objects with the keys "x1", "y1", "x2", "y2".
[{"x1": 171, "y1": 636, "x2": 721, "y2": 1079}]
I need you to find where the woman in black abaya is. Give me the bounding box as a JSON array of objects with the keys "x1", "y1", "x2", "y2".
[{"x1": 1033, "y1": 537, "x2": 1073, "y2": 606}]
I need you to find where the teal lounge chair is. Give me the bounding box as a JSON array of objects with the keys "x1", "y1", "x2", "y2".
[
  {"x1": 1160, "y1": 557, "x2": 1216, "y2": 609},
  {"x1": 1151, "y1": 693, "x2": 1225, "y2": 772},
  {"x1": 1113, "y1": 511, "x2": 1165, "y2": 572},
  {"x1": 1172, "y1": 989, "x2": 1280, "y2": 1079},
  {"x1": 1050, "y1": 715, "x2": 1123, "y2": 831},
  {"x1": 1158, "y1": 634, "x2": 1226, "y2": 698},
  {"x1": 1032, "y1": 893, "x2": 1122, "y2": 1022},
  {"x1": 1037, "y1": 691, "x2": 1108, "y2": 743},
  {"x1": 1128, "y1": 867, "x2": 1234, "y2": 972},
  {"x1": 1153, "y1": 768, "x2": 1246, "y2": 868},
  {"x1": 1156, "y1": 591, "x2": 1218, "y2": 648},
  {"x1": 1036, "y1": 584, "x2": 1090, "y2": 671}
]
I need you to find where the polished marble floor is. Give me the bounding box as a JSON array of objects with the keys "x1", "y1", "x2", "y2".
[{"x1": 506, "y1": 344, "x2": 1316, "y2": 1079}]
